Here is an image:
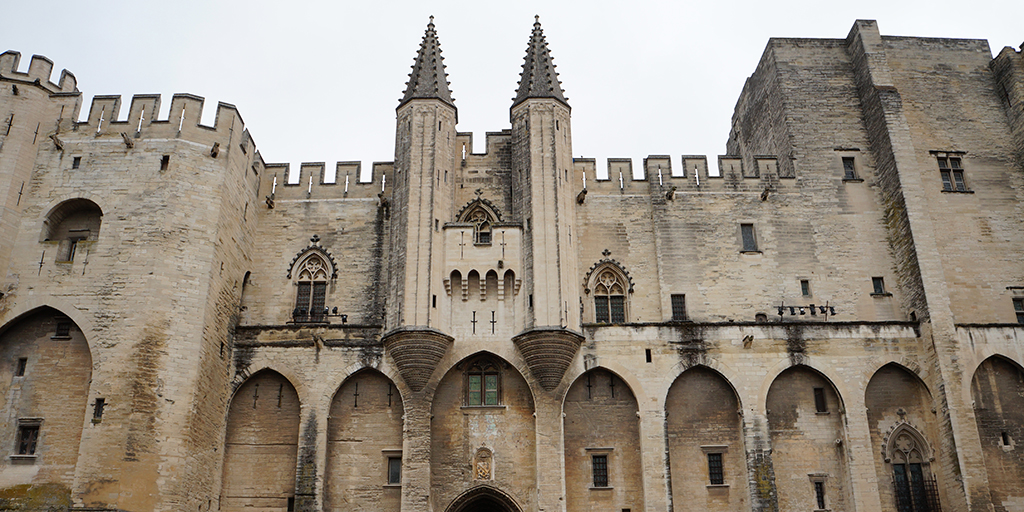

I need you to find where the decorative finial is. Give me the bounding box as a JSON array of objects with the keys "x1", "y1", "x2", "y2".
[
  {"x1": 429, "y1": 15, "x2": 434, "y2": 23},
  {"x1": 602, "y1": 249, "x2": 611, "y2": 257},
  {"x1": 311, "y1": 234, "x2": 321, "y2": 244},
  {"x1": 534, "y1": 15, "x2": 540, "y2": 25},
  {"x1": 474, "y1": 188, "x2": 483, "y2": 198}
]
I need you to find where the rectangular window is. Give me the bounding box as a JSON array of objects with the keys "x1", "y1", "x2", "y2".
[
  {"x1": 609, "y1": 296, "x2": 625, "y2": 323},
  {"x1": 592, "y1": 455, "x2": 609, "y2": 487},
  {"x1": 17, "y1": 424, "x2": 39, "y2": 455},
  {"x1": 15, "y1": 358, "x2": 27, "y2": 377},
  {"x1": 467, "y1": 375, "x2": 482, "y2": 406},
  {"x1": 72, "y1": 156, "x2": 81, "y2": 169},
  {"x1": 54, "y1": 321, "x2": 71, "y2": 338},
  {"x1": 938, "y1": 156, "x2": 967, "y2": 191},
  {"x1": 484, "y1": 374, "x2": 498, "y2": 405},
  {"x1": 93, "y1": 398, "x2": 106, "y2": 420},
  {"x1": 842, "y1": 157, "x2": 856, "y2": 179},
  {"x1": 387, "y1": 456, "x2": 402, "y2": 485},
  {"x1": 813, "y1": 387, "x2": 827, "y2": 413},
  {"x1": 1014, "y1": 298, "x2": 1024, "y2": 324},
  {"x1": 295, "y1": 282, "x2": 311, "y2": 314},
  {"x1": 311, "y1": 282, "x2": 327, "y2": 316},
  {"x1": 872, "y1": 277, "x2": 886, "y2": 295},
  {"x1": 671, "y1": 294, "x2": 687, "y2": 321},
  {"x1": 741, "y1": 224, "x2": 758, "y2": 252},
  {"x1": 707, "y1": 453, "x2": 724, "y2": 485},
  {"x1": 160, "y1": 155, "x2": 170, "y2": 171},
  {"x1": 595, "y1": 296, "x2": 609, "y2": 323},
  {"x1": 801, "y1": 279, "x2": 811, "y2": 297},
  {"x1": 814, "y1": 480, "x2": 826, "y2": 509}
]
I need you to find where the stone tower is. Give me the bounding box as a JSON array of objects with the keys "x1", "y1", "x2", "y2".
[{"x1": 509, "y1": 17, "x2": 583, "y2": 392}]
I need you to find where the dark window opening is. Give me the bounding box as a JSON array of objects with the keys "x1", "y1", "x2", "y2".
[
  {"x1": 160, "y1": 155, "x2": 170, "y2": 171},
  {"x1": 892, "y1": 463, "x2": 939, "y2": 512},
  {"x1": 595, "y1": 295, "x2": 626, "y2": 324},
  {"x1": 1014, "y1": 298, "x2": 1024, "y2": 324},
  {"x1": 432, "y1": 295, "x2": 437, "y2": 308},
  {"x1": 801, "y1": 279, "x2": 811, "y2": 297},
  {"x1": 741, "y1": 224, "x2": 758, "y2": 252},
  {"x1": 645, "y1": 348, "x2": 652, "y2": 363},
  {"x1": 293, "y1": 281, "x2": 328, "y2": 322},
  {"x1": 54, "y1": 321, "x2": 71, "y2": 338},
  {"x1": 938, "y1": 156, "x2": 966, "y2": 191},
  {"x1": 286, "y1": 497, "x2": 295, "y2": 512},
  {"x1": 387, "y1": 456, "x2": 402, "y2": 484},
  {"x1": 872, "y1": 277, "x2": 886, "y2": 295},
  {"x1": 842, "y1": 157, "x2": 856, "y2": 179},
  {"x1": 671, "y1": 294, "x2": 687, "y2": 321},
  {"x1": 813, "y1": 387, "x2": 827, "y2": 413},
  {"x1": 477, "y1": 231, "x2": 491, "y2": 245},
  {"x1": 814, "y1": 481, "x2": 826, "y2": 509},
  {"x1": 72, "y1": 156, "x2": 81, "y2": 169},
  {"x1": 528, "y1": 294, "x2": 533, "y2": 308},
  {"x1": 1002, "y1": 432, "x2": 1011, "y2": 446},
  {"x1": 707, "y1": 453, "x2": 724, "y2": 485},
  {"x1": 592, "y1": 455, "x2": 609, "y2": 487},
  {"x1": 15, "y1": 358, "x2": 27, "y2": 377},
  {"x1": 17, "y1": 424, "x2": 39, "y2": 455},
  {"x1": 93, "y1": 398, "x2": 106, "y2": 419}
]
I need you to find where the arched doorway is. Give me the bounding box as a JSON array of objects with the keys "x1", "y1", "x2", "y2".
[{"x1": 444, "y1": 486, "x2": 522, "y2": 512}]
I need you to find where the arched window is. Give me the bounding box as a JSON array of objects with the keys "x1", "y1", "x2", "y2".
[
  {"x1": 467, "y1": 208, "x2": 492, "y2": 245},
  {"x1": 886, "y1": 425, "x2": 939, "y2": 512},
  {"x1": 465, "y1": 357, "x2": 501, "y2": 406},
  {"x1": 43, "y1": 199, "x2": 102, "y2": 263},
  {"x1": 294, "y1": 254, "x2": 329, "y2": 322},
  {"x1": 594, "y1": 269, "x2": 626, "y2": 323},
  {"x1": 457, "y1": 198, "x2": 502, "y2": 247}
]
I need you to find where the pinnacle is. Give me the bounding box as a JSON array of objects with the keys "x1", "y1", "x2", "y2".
[
  {"x1": 399, "y1": 16, "x2": 456, "y2": 111},
  {"x1": 513, "y1": 15, "x2": 568, "y2": 109}
]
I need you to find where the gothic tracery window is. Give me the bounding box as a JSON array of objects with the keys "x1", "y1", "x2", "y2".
[
  {"x1": 294, "y1": 255, "x2": 328, "y2": 322},
  {"x1": 887, "y1": 426, "x2": 939, "y2": 512},
  {"x1": 468, "y1": 208, "x2": 492, "y2": 245},
  {"x1": 594, "y1": 269, "x2": 626, "y2": 323}
]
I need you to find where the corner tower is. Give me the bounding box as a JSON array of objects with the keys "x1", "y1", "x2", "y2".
[
  {"x1": 383, "y1": 17, "x2": 458, "y2": 394},
  {"x1": 510, "y1": 17, "x2": 583, "y2": 391}
]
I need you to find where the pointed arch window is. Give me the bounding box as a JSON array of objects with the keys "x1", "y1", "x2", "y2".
[
  {"x1": 594, "y1": 270, "x2": 626, "y2": 323},
  {"x1": 465, "y1": 358, "x2": 501, "y2": 406},
  {"x1": 886, "y1": 425, "x2": 941, "y2": 512},
  {"x1": 468, "y1": 208, "x2": 493, "y2": 245},
  {"x1": 294, "y1": 255, "x2": 329, "y2": 322}
]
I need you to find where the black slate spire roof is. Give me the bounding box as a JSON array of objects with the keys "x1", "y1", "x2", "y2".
[
  {"x1": 399, "y1": 16, "x2": 456, "y2": 111},
  {"x1": 513, "y1": 16, "x2": 568, "y2": 108}
]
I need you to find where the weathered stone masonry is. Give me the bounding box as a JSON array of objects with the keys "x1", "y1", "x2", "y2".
[{"x1": 0, "y1": 18, "x2": 1022, "y2": 512}]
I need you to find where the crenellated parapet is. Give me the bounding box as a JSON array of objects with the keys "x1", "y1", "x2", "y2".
[
  {"x1": 260, "y1": 161, "x2": 394, "y2": 202},
  {"x1": 0, "y1": 51, "x2": 78, "y2": 94},
  {"x1": 73, "y1": 93, "x2": 243, "y2": 141},
  {"x1": 573, "y1": 153, "x2": 790, "y2": 198}
]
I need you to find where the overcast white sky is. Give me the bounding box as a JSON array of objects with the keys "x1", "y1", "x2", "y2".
[{"x1": 5, "y1": 1, "x2": 1021, "y2": 181}]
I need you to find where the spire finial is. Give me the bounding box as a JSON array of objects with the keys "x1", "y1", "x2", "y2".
[
  {"x1": 513, "y1": 15, "x2": 569, "y2": 108},
  {"x1": 399, "y1": 16, "x2": 456, "y2": 112}
]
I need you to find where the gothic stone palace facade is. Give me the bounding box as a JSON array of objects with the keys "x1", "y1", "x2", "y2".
[{"x1": 0, "y1": 17, "x2": 1023, "y2": 512}]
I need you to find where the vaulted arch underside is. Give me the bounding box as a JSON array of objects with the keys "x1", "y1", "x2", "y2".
[
  {"x1": 221, "y1": 370, "x2": 300, "y2": 511},
  {"x1": 665, "y1": 366, "x2": 744, "y2": 512},
  {"x1": 971, "y1": 356, "x2": 1024, "y2": 511},
  {"x1": 325, "y1": 369, "x2": 404, "y2": 512}
]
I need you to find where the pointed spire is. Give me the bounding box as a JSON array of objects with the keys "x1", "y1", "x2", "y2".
[
  {"x1": 399, "y1": 16, "x2": 456, "y2": 111},
  {"x1": 513, "y1": 15, "x2": 568, "y2": 109}
]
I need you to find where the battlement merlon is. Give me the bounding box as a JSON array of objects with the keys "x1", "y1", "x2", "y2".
[
  {"x1": 75, "y1": 93, "x2": 245, "y2": 139},
  {"x1": 0, "y1": 51, "x2": 78, "y2": 94}
]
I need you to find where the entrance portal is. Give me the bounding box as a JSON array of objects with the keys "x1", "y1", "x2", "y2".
[{"x1": 445, "y1": 486, "x2": 522, "y2": 512}]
